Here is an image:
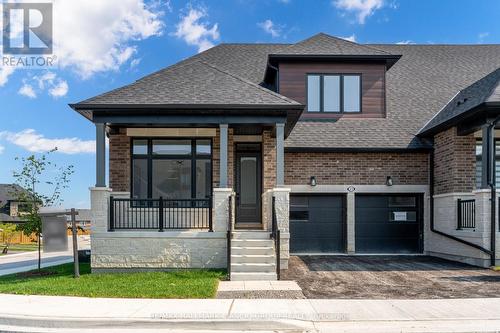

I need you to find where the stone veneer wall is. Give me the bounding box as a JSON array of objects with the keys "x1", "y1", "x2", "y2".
[
  {"x1": 433, "y1": 127, "x2": 476, "y2": 195},
  {"x1": 284, "y1": 151, "x2": 429, "y2": 185},
  {"x1": 109, "y1": 128, "x2": 130, "y2": 192}
]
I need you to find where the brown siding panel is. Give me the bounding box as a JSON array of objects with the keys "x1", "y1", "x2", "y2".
[{"x1": 279, "y1": 62, "x2": 386, "y2": 119}]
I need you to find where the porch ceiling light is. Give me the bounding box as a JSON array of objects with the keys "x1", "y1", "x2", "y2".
[
  {"x1": 310, "y1": 176, "x2": 317, "y2": 187},
  {"x1": 386, "y1": 176, "x2": 393, "y2": 186}
]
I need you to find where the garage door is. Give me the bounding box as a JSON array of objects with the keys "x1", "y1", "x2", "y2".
[
  {"x1": 290, "y1": 195, "x2": 345, "y2": 253},
  {"x1": 355, "y1": 194, "x2": 423, "y2": 254}
]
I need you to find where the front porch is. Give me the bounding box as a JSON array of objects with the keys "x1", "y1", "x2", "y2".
[{"x1": 88, "y1": 118, "x2": 294, "y2": 275}]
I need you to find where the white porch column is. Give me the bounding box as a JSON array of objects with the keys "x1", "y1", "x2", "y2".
[
  {"x1": 95, "y1": 123, "x2": 106, "y2": 187},
  {"x1": 219, "y1": 124, "x2": 228, "y2": 188},
  {"x1": 276, "y1": 123, "x2": 285, "y2": 187},
  {"x1": 213, "y1": 188, "x2": 233, "y2": 232}
]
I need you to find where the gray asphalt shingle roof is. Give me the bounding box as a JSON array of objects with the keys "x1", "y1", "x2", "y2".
[
  {"x1": 0, "y1": 184, "x2": 26, "y2": 207},
  {"x1": 419, "y1": 68, "x2": 500, "y2": 136},
  {"x1": 73, "y1": 34, "x2": 500, "y2": 149},
  {"x1": 271, "y1": 33, "x2": 392, "y2": 56},
  {"x1": 77, "y1": 59, "x2": 300, "y2": 107}
]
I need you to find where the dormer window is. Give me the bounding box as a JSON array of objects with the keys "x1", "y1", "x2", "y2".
[{"x1": 307, "y1": 74, "x2": 361, "y2": 113}]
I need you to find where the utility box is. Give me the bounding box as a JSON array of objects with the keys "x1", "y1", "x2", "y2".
[{"x1": 41, "y1": 212, "x2": 68, "y2": 252}]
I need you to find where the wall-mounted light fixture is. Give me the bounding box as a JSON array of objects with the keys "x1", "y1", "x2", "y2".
[
  {"x1": 310, "y1": 176, "x2": 317, "y2": 187},
  {"x1": 386, "y1": 176, "x2": 393, "y2": 186}
]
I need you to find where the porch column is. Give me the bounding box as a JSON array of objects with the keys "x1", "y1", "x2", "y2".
[
  {"x1": 276, "y1": 123, "x2": 285, "y2": 187},
  {"x1": 95, "y1": 123, "x2": 106, "y2": 187},
  {"x1": 481, "y1": 126, "x2": 489, "y2": 189},
  {"x1": 219, "y1": 124, "x2": 228, "y2": 188}
]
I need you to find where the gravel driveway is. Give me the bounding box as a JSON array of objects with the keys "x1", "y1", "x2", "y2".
[{"x1": 281, "y1": 255, "x2": 500, "y2": 299}]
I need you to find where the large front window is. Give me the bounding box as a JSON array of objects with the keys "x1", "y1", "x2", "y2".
[
  {"x1": 131, "y1": 139, "x2": 212, "y2": 199},
  {"x1": 307, "y1": 74, "x2": 361, "y2": 113},
  {"x1": 476, "y1": 139, "x2": 500, "y2": 187}
]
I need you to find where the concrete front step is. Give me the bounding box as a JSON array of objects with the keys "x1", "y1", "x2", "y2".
[
  {"x1": 231, "y1": 263, "x2": 276, "y2": 273},
  {"x1": 231, "y1": 231, "x2": 270, "y2": 239},
  {"x1": 230, "y1": 272, "x2": 278, "y2": 281},
  {"x1": 231, "y1": 246, "x2": 275, "y2": 256},
  {"x1": 231, "y1": 254, "x2": 275, "y2": 264},
  {"x1": 231, "y1": 239, "x2": 274, "y2": 248}
]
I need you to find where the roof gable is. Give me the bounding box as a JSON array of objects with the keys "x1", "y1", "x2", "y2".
[{"x1": 271, "y1": 33, "x2": 392, "y2": 56}]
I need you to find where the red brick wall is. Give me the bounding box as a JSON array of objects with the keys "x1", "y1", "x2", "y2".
[
  {"x1": 262, "y1": 130, "x2": 277, "y2": 191},
  {"x1": 109, "y1": 128, "x2": 130, "y2": 192},
  {"x1": 284, "y1": 151, "x2": 429, "y2": 185},
  {"x1": 433, "y1": 127, "x2": 476, "y2": 195}
]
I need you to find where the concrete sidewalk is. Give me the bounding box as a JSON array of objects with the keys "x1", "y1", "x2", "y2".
[
  {"x1": 1, "y1": 294, "x2": 500, "y2": 332},
  {"x1": 0, "y1": 236, "x2": 90, "y2": 276}
]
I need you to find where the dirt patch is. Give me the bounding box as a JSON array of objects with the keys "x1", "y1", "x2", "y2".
[
  {"x1": 16, "y1": 270, "x2": 58, "y2": 278},
  {"x1": 281, "y1": 255, "x2": 500, "y2": 299}
]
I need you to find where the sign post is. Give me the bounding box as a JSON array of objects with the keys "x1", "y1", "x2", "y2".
[{"x1": 67, "y1": 209, "x2": 80, "y2": 278}]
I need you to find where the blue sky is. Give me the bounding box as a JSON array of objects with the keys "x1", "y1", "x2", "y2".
[{"x1": 1, "y1": 0, "x2": 499, "y2": 208}]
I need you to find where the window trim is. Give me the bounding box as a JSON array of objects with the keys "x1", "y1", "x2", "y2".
[
  {"x1": 306, "y1": 73, "x2": 362, "y2": 113},
  {"x1": 130, "y1": 138, "x2": 213, "y2": 199}
]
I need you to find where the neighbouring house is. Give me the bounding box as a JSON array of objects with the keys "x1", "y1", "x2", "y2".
[
  {"x1": 70, "y1": 33, "x2": 500, "y2": 279},
  {"x1": 0, "y1": 184, "x2": 30, "y2": 224}
]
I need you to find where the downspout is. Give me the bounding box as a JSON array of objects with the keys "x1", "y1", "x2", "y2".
[
  {"x1": 486, "y1": 118, "x2": 500, "y2": 267},
  {"x1": 429, "y1": 149, "x2": 493, "y2": 256}
]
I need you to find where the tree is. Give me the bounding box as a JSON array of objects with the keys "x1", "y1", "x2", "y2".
[
  {"x1": 12, "y1": 149, "x2": 74, "y2": 271},
  {"x1": 0, "y1": 223, "x2": 17, "y2": 254}
]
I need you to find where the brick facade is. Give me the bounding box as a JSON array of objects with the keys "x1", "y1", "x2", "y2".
[
  {"x1": 262, "y1": 130, "x2": 277, "y2": 191},
  {"x1": 284, "y1": 151, "x2": 429, "y2": 185},
  {"x1": 109, "y1": 128, "x2": 130, "y2": 192},
  {"x1": 433, "y1": 127, "x2": 476, "y2": 195}
]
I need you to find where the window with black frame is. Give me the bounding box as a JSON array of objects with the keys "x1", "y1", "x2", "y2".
[{"x1": 131, "y1": 139, "x2": 212, "y2": 201}]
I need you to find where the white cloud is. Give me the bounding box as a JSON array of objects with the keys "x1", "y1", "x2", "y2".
[
  {"x1": 0, "y1": 145, "x2": 4, "y2": 154},
  {"x1": 0, "y1": 129, "x2": 95, "y2": 154},
  {"x1": 17, "y1": 72, "x2": 69, "y2": 99},
  {"x1": 478, "y1": 32, "x2": 489, "y2": 43},
  {"x1": 258, "y1": 19, "x2": 282, "y2": 38},
  {"x1": 396, "y1": 40, "x2": 414, "y2": 45},
  {"x1": 18, "y1": 83, "x2": 37, "y2": 98},
  {"x1": 174, "y1": 7, "x2": 220, "y2": 53},
  {"x1": 53, "y1": 0, "x2": 164, "y2": 78},
  {"x1": 333, "y1": 0, "x2": 384, "y2": 24},
  {"x1": 340, "y1": 34, "x2": 357, "y2": 42},
  {"x1": 0, "y1": 67, "x2": 15, "y2": 87}
]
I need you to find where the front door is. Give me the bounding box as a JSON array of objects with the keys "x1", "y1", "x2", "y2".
[{"x1": 235, "y1": 144, "x2": 262, "y2": 226}]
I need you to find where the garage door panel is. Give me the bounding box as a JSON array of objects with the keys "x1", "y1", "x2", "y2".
[
  {"x1": 356, "y1": 238, "x2": 420, "y2": 253},
  {"x1": 356, "y1": 223, "x2": 420, "y2": 238},
  {"x1": 290, "y1": 195, "x2": 345, "y2": 254},
  {"x1": 355, "y1": 194, "x2": 422, "y2": 254},
  {"x1": 308, "y1": 209, "x2": 344, "y2": 222}
]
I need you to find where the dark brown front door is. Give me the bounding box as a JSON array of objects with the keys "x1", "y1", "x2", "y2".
[{"x1": 235, "y1": 144, "x2": 262, "y2": 225}]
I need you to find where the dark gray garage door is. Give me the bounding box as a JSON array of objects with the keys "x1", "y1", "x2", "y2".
[
  {"x1": 290, "y1": 195, "x2": 345, "y2": 253},
  {"x1": 355, "y1": 194, "x2": 423, "y2": 254}
]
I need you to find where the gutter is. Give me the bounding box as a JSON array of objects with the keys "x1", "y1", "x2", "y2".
[{"x1": 429, "y1": 150, "x2": 493, "y2": 257}]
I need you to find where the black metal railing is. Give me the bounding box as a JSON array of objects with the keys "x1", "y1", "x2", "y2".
[
  {"x1": 227, "y1": 194, "x2": 233, "y2": 280},
  {"x1": 271, "y1": 196, "x2": 280, "y2": 280},
  {"x1": 109, "y1": 196, "x2": 212, "y2": 231},
  {"x1": 457, "y1": 198, "x2": 475, "y2": 230}
]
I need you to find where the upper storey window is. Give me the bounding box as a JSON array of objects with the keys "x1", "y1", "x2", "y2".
[{"x1": 307, "y1": 74, "x2": 361, "y2": 113}]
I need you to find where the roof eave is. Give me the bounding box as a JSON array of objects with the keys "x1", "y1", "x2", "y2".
[
  {"x1": 70, "y1": 103, "x2": 304, "y2": 111},
  {"x1": 268, "y1": 54, "x2": 402, "y2": 69}
]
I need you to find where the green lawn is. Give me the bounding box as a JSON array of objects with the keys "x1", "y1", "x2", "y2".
[
  {"x1": 1, "y1": 243, "x2": 38, "y2": 254},
  {"x1": 0, "y1": 263, "x2": 225, "y2": 298}
]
